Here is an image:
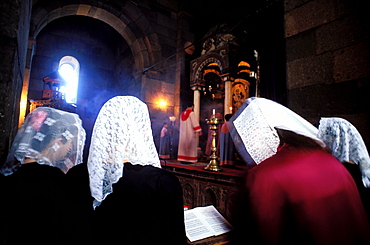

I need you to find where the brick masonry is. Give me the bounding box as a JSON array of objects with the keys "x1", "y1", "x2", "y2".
[{"x1": 284, "y1": 0, "x2": 370, "y2": 147}]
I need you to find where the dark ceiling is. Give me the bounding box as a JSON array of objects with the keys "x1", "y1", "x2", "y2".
[{"x1": 180, "y1": 0, "x2": 280, "y2": 35}]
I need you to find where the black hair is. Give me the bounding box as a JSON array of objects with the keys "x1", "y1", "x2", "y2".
[
  {"x1": 275, "y1": 127, "x2": 324, "y2": 150},
  {"x1": 30, "y1": 109, "x2": 78, "y2": 152},
  {"x1": 187, "y1": 102, "x2": 194, "y2": 108},
  {"x1": 225, "y1": 114, "x2": 233, "y2": 121}
]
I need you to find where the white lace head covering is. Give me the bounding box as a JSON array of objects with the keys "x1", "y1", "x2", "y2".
[
  {"x1": 231, "y1": 97, "x2": 325, "y2": 165},
  {"x1": 87, "y1": 96, "x2": 161, "y2": 208},
  {"x1": 0, "y1": 107, "x2": 86, "y2": 176},
  {"x1": 318, "y1": 117, "x2": 370, "y2": 187}
]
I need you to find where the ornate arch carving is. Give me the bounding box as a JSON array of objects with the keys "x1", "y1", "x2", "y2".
[
  {"x1": 183, "y1": 183, "x2": 195, "y2": 208},
  {"x1": 191, "y1": 53, "x2": 226, "y2": 84},
  {"x1": 203, "y1": 186, "x2": 218, "y2": 207}
]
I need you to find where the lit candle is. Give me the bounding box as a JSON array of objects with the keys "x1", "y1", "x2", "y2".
[
  {"x1": 229, "y1": 106, "x2": 233, "y2": 113},
  {"x1": 212, "y1": 109, "x2": 215, "y2": 115}
]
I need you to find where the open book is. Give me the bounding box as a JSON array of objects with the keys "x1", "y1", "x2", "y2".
[{"x1": 184, "y1": 205, "x2": 233, "y2": 242}]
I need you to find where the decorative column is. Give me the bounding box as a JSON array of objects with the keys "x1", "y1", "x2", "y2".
[
  {"x1": 193, "y1": 87, "x2": 201, "y2": 148},
  {"x1": 223, "y1": 76, "x2": 233, "y2": 115}
]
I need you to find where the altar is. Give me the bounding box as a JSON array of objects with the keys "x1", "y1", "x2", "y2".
[{"x1": 161, "y1": 160, "x2": 247, "y2": 223}]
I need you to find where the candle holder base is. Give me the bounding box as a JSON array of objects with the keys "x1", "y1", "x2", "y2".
[
  {"x1": 204, "y1": 117, "x2": 223, "y2": 172},
  {"x1": 204, "y1": 158, "x2": 223, "y2": 172}
]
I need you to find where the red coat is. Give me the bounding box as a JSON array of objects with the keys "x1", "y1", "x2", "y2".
[{"x1": 243, "y1": 145, "x2": 370, "y2": 245}]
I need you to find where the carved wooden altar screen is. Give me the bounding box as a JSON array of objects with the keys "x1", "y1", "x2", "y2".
[
  {"x1": 162, "y1": 162, "x2": 246, "y2": 222},
  {"x1": 190, "y1": 33, "x2": 258, "y2": 118}
]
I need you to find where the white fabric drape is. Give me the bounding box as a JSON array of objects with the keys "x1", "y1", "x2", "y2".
[
  {"x1": 318, "y1": 117, "x2": 370, "y2": 187},
  {"x1": 1, "y1": 107, "x2": 86, "y2": 175},
  {"x1": 232, "y1": 97, "x2": 325, "y2": 164},
  {"x1": 87, "y1": 96, "x2": 161, "y2": 208}
]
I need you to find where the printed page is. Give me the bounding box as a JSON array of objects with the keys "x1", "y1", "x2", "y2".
[
  {"x1": 197, "y1": 205, "x2": 232, "y2": 236},
  {"x1": 184, "y1": 205, "x2": 232, "y2": 242}
]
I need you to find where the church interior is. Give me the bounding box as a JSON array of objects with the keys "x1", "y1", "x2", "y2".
[{"x1": 0, "y1": 0, "x2": 369, "y2": 244}]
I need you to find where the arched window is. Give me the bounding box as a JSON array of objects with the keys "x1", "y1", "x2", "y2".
[{"x1": 58, "y1": 56, "x2": 80, "y2": 104}]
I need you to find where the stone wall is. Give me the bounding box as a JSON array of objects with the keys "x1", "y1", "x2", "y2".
[
  {"x1": 0, "y1": 0, "x2": 31, "y2": 163},
  {"x1": 284, "y1": 0, "x2": 370, "y2": 146}
]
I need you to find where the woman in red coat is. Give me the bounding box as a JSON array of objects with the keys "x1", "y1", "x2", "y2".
[{"x1": 229, "y1": 98, "x2": 370, "y2": 245}]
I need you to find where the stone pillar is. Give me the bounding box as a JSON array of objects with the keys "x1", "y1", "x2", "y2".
[{"x1": 19, "y1": 38, "x2": 36, "y2": 127}]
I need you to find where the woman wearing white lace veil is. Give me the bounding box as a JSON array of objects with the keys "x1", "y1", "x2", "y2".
[
  {"x1": 0, "y1": 107, "x2": 86, "y2": 245},
  {"x1": 318, "y1": 117, "x2": 370, "y2": 188},
  {"x1": 1, "y1": 107, "x2": 86, "y2": 175},
  {"x1": 228, "y1": 98, "x2": 370, "y2": 245},
  {"x1": 88, "y1": 96, "x2": 186, "y2": 245},
  {"x1": 318, "y1": 117, "x2": 370, "y2": 221},
  {"x1": 87, "y1": 96, "x2": 161, "y2": 207},
  {"x1": 228, "y1": 97, "x2": 325, "y2": 166}
]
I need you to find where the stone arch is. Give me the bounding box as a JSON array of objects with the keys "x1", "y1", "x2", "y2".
[
  {"x1": 18, "y1": 0, "x2": 162, "y2": 125},
  {"x1": 29, "y1": 1, "x2": 158, "y2": 74}
]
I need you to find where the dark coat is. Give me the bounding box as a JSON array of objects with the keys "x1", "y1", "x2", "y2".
[
  {"x1": 2, "y1": 163, "x2": 70, "y2": 245},
  {"x1": 93, "y1": 162, "x2": 187, "y2": 245}
]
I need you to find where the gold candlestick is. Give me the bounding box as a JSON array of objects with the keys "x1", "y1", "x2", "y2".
[{"x1": 205, "y1": 117, "x2": 223, "y2": 172}]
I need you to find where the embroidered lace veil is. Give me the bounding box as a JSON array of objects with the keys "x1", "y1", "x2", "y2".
[
  {"x1": 0, "y1": 107, "x2": 86, "y2": 175},
  {"x1": 87, "y1": 96, "x2": 161, "y2": 208},
  {"x1": 318, "y1": 117, "x2": 370, "y2": 187}
]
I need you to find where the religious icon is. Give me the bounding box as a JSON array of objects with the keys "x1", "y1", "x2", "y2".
[{"x1": 232, "y1": 81, "x2": 249, "y2": 110}]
